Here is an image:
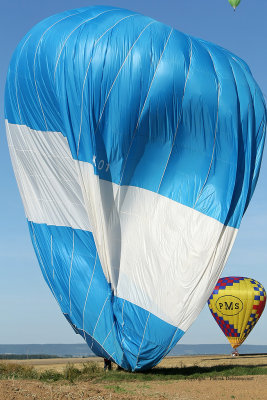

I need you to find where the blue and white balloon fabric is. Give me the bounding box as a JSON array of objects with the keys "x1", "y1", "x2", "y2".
[{"x1": 5, "y1": 6, "x2": 266, "y2": 370}]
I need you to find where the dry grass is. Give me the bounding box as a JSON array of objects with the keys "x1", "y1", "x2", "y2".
[
  {"x1": 1, "y1": 355, "x2": 267, "y2": 400},
  {"x1": 5, "y1": 353, "x2": 267, "y2": 371},
  {"x1": 1, "y1": 354, "x2": 267, "y2": 382}
]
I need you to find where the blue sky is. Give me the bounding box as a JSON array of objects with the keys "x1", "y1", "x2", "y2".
[{"x1": 0, "y1": 0, "x2": 267, "y2": 346}]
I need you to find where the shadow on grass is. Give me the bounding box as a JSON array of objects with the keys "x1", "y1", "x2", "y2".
[
  {"x1": 100, "y1": 364, "x2": 267, "y2": 382},
  {"x1": 203, "y1": 354, "x2": 267, "y2": 362},
  {"x1": 146, "y1": 364, "x2": 267, "y2": 377},
  {"x1": 1, "y1": 362, "x2": 267, "y2": 383}
]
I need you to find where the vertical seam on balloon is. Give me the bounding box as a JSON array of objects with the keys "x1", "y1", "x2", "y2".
[
  {"x1": 109, "y1": 352, "x2": 115, "y2": 361},
  {"x1": 15, "y1": 48, "x2": 32, "y2": 151},
  {"x1": 50, "y1": 235, "x2": 53, "y2": 267},
  {"x1": 82, "y1": 329, "x2": 116, "y2": 362},
  {"x1": 69, "y1": 230, "x2": 75, "y2": 316},
  {"x1": 228, "y1": 60, "x2": 242, "y2": 226},
  {"x1": 94, "y1": 21, "x2": 155, "y2": 135},
  {"x1": 119, "y1": 337, "x2": 126, "y2": 366},
  {"x1": 30, "y1": 221, "x2": 60, "y2": 307},
  {"x1": 5, "y1": 123, "x2": 26, "y2": 211},
  {"x1": 33, "y1": 12, "x2": 81, "y2": 131},
  {"x1": 50, "y1": 234, "x2": 54, "y2": 280},
  {"x1": 118, "y1": 28, "x2": 173, "y2": 187},
  {"x1": 6, "y1": 124, "x2": 35, "y2": 220},
  {"x1": 193, "y1": 49, "x2": 220, "y2": 209},
  {"x1": 15, "y1": 34, "x2": 32, "y2": 125},
  {"x1": 134, "y1": 312, "x2": 150, "y2": 370},
  {"x1": 121, "y1": 299, "x2": 126, "y2": 327},
  {"x1": 82, "y1": 250, "x2": 98, "y2": 339},
  {"x1": 102, "y1": 320, "x2": 115, "y2": 346},
  {"x1": 120, "y1": 299, "x2": 126, "y2": 357},
  {"x1": 253, "y1": 119, "x2": 266, "y2": 182},
  {"x1": 76, "y1": 14, "x2": 137, "y2": 157},
  {"x1": 229, "y1": 64, "x2": 259, "y2": 215},
  {"x1": 136, "y1": 28, "x2": 173, "y2": 130},
  {"x1": 53, "y1": 9, "x2": 123, "y2": 80},
  {"x1": 163, "y1": 327, "x2": 180, "y2": 358},
  {"x1": 156, "y1": 38, "x2": 192, "y2": 193},
  {"x1": 91, "y1": 293, "x2": 110, "y2": 347}
]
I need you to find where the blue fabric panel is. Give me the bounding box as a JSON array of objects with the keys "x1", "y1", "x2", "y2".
[
  {"x1": 28, "y1": 222, "x2": 184, "y2": 370},
  {"x1": 5, "y1": 6, "x2": 266, "y2": 229},
  {"x1": 113, "y1": 298, "x2": 184, "y2": 370}
]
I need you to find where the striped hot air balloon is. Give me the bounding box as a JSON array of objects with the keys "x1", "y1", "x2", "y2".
[{"x1": 5, "y1": 6, "x2": 266, "y2": 370}]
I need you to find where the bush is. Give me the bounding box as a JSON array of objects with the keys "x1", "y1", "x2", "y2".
[
  {"x1": 39, "y1": 369, "x2": 62, "y2": 381},
  {"x1": 63, "y1": 364, "x2": 81, "y2": 382},
  {"x1": 81, "y1": 362, "x2": 100, "y2": 374},
  {"x1": 0, "y1": 363, "x2": 38, "y2": 379}
]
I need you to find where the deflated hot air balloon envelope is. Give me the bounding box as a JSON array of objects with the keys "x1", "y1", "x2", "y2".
[{"x1": 5, "y1": 6, "x2": 266, "y2": 370}]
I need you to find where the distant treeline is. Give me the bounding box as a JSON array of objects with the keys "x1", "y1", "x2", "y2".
[{"x1": 0, "y1": 354, "x2": 61, "y2": 360}]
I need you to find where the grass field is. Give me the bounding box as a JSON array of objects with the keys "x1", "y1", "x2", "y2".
[{"x1": 1, "y1": 355, "x2": 267, "y2": 399}]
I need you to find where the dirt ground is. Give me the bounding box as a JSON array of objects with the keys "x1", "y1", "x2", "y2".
[{"x1": 1, "y1": 355, "x2": 267, "y2": 400}]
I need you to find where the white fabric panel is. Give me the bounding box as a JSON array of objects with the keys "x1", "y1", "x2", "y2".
[
  {"x1": 6, "y1": 122, "x2": 91, "y2": 231},
  {"x1": 78, "y1": 166, "x2": 237, "y2": 330},
  {"x1": 6, "y1": 122, "x2": 237, "y2": 331},
  {"x1": 118, "y1": 188, "x2": 237, "y2": 330}
]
